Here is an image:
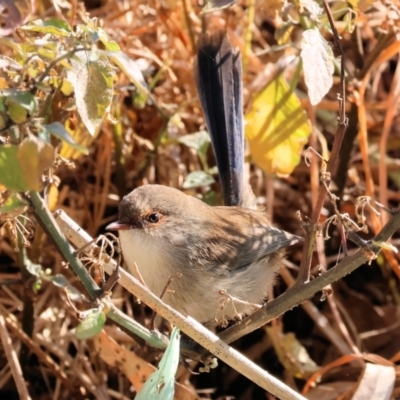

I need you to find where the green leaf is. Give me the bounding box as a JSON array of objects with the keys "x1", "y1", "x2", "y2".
[
  {"x1": 136, "y1": 327, "x2": 180, "y2": 400},
  {"x1": 75, "y1": 308, "x2": 106, "y2": 340},
  {"x1": 107, "y1": 51, "x2": 149, "y2": 100},
  {"x1": 0, "y1": 145, "x2": 29, "y2": 191},
  {"x1": 0, "y1": 194, "x2": 28, "y2": 213},
  {"x1": 2, "y1": 89, "x2": 37, "y2": 114},
  {"x1": 43, "y1": 77, "x2": 74, "y2": 96},
  {"x1": 17, "y1": 135, "x2": 55, "y2": 191},
  {"x1": 183, "y1": 171, "x2": 215, "y2": 189},
  {"x1": 178, "y1": 131, "x2": 210, "y2": 169},
  {"x1": 178, "y1": 131, "x2": 210, "y2": 152},
  {"x1": 68, "y1": 52, "x2": 114, "y2": 135},
  {"x1": 300, "y1": 28, "x2": 334, "y2": 105},
  {"x1": 95, "y1": 28, "x2": 121, "y2": 52},
  {"x1": 245, "y1": 75, "x2": 311, "y2": 176},
  {"x1": 26, "y1": 260, "x2": 44, "y2": 277},
  {"x1": 37, "y1": 46, "x2": 57, "y2": 61},
  {"x1": 47, "y1": 274, "x2": 85, "y2": 301},
  {"x1": 21, "y1": 17, "x2": 72, "y2": 37},
  {"x1": 103, "y1": 41, "x2": 120, "y2": 52},
  {"x1": 7, "y1": 102, "x2": 28, "y2": 123},
  {"x1": 43, "y1": 122, "x2": 89, "y2": 154}
]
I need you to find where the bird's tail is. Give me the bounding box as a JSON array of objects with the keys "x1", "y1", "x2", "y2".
[{"x1": 194, "y1": 32, "x2": 255, "y2": 208}]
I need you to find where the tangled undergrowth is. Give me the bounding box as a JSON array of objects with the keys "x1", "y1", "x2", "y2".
[{"x1": 0, "y1": 0, "x2": 400, "y2": 399}]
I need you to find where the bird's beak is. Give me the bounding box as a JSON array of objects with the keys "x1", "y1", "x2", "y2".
[{"x1": 106, "y1": 221, "x2": 131, "y2": 231}]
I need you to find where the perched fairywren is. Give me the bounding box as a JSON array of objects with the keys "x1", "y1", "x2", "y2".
[{"x1": 107, "y1": 32, "x2": 302, "y2": 326}]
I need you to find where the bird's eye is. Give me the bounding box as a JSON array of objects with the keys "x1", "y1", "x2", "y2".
[{"x1": 148, "y1": 213, "x2": 160, "y2": 223}]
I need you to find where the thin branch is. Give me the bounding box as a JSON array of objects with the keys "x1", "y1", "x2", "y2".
[
  {"x1": 0, "y1": 310, "x2": 32, "y2": 400},
  {"x1": 34, "y1": 46, "x2": 88, "y2": 88},
  {"x1": 54, "y1": 210, "x2": 306, "y2": 400},
  {"x1": 29, "y1": 192, "x2": 169, "y2": 351},
  {"x1": 29, "y1": 191, "x2": 101, "y2": 300},
  {"x1": 296, "y1": 0, "x2": 349, "y2": 284},
  {"x1": 216, "y1": 207, "x2": 400, "y2": 344},
  {"x1": 0, "y1": 303, "x2": 71, "y2": 388}
]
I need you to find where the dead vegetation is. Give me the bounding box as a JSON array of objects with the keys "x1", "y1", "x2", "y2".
[{"x1": 0, "y1": 0, "x2": 400, "y2": 399}]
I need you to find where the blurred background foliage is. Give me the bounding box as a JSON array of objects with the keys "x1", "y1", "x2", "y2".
[{"x1": 0, "y1": 0, "x2": 399, "y2": 398}]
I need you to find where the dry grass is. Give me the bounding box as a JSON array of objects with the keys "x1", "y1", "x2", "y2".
[{"x1": 0, "y1": 0, "x2": 400, "y2": 399}]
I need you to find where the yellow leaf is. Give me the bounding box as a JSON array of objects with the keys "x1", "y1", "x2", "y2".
[
  {"x1": 47, "y1": 184, "x2": 59, "y2": 211},
  {"x1": 60, "y1": 118, "x2": 95, "y2": 160},
  {"x1": 245, "y1": 75, "x2": 311, "y2": 176},
  {"x1": 17, "y1": 136, "x2": 55, "y2": 191}
]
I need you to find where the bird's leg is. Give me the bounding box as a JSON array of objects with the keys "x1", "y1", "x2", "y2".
[{"x1": 150, "y1": 272, "x2": 182, "y2": 330}]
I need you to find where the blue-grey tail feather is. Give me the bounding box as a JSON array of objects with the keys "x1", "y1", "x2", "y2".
[{"x1": 194, "y1": 32, "x2": 244, "y2": 207}]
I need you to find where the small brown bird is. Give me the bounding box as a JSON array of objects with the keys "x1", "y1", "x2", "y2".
[{"x1": 107, "y1": 32, "x2": 301, "y2": 326}]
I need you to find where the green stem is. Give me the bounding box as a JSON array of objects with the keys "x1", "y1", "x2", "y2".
[
  {"x1": 16, "y1": 229, "x2": 34, "y2": 370},
  {"x1": 29, "y1": 191, "x2": 169, "y2": 350},
  {"x1": 29, "y1": 191, "x2": 100, "y2": 300}
]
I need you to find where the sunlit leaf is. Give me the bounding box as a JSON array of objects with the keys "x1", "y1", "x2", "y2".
[
  {"x1": 300, "y1": 0, "x2": 322, "y2": 19},
  {"x1": 2, "y1": 89, "x2": 37, "y2": 113},
  {"x1": 17, "y1": 135, "x2": 55, "y2": 191},
  {"x1": 275, "y1": 23, "x2": 294, "y2": 45},
  {"x1": 67, "y1": 52, "x2": 114, "y2": 135},
  {"x1": 43, "y1": 122, "x2": 88, "y2": 154},
  {"x1": 7, "y1": 102, "x2": 27, "y2": 123},
  {"x1": 107, "y1": 51, "x2": 149, "y2": 100},
  {"x1": 60, "y1": 118, "x2": 95, "y2": 160},
  {"x1": 301, "y1": 28, "x2": 334, "y2": 105},
  {"x1": 75, "y1": 308, "x2": 106, "y2": 340},
  {"x1": 245, "y1": 75, "x2": 311, "y2": 176},
  {"x1": 0, "y1": 145, "x2": 29, "y2": 191},
  {"x1": 103, "y1": 41, "x2": 120, "y2": 52},
  {"x1": 96, "y1": 28, "x2": 121, "y2": 52},
  {"x1": 47, "y1": 183, "x2": 59, "y2": 211},
  {"x1": 136, "y1": 327, "x2": 180, "y2": 400},
  {"x1": 178, "y1": 131, "x2": 210, "y2": 169},
  {"x1": 37, "y1": 47, "x2": 57, "y2": 61},
  {"x1": 43, "y1": 76, "x2": 74, "y2": 96},
  {"x1": 21, "y1": 17, "x2": 72, "y2": 37},
  {"x1": 178, "y1": 131, "x2": 210, "y2": 152},
  {"x1": 183, "y1": 171, "x2": 215, "y2": 189}
]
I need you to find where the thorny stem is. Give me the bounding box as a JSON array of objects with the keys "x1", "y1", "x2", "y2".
[
  {"x1": 296, "y1": 0, "x2": 348, "y2": 285},
  {"x1": 217, "y1": 207, "x2": 400, "y2": 345},
  {"x1": 34, "y1": 46, "x2": 88, "y2": 88},
  {"x1": 29, "y1": 191, "x2": 101, "y2": 300},
  {"x1": 29, "y1": 192, "x2": 169, "y2": 350}
]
